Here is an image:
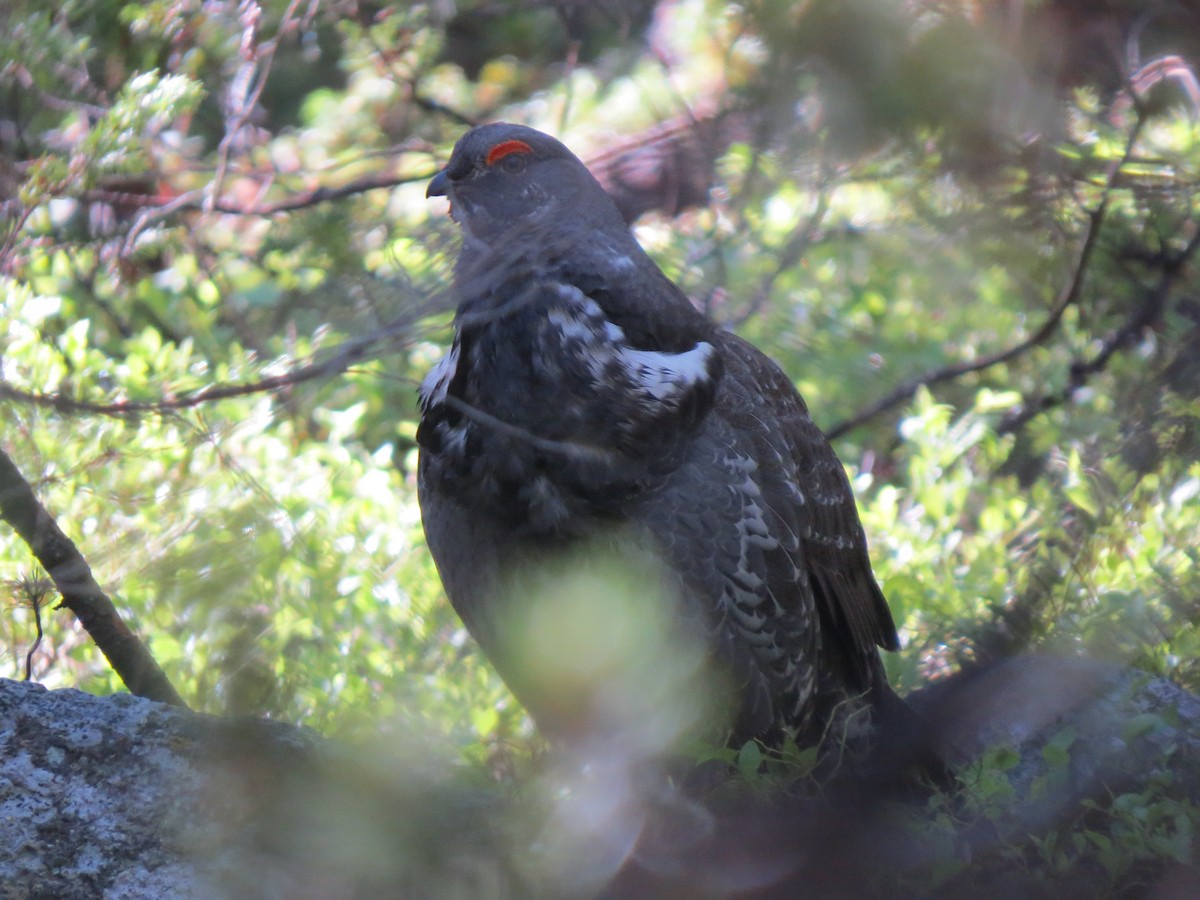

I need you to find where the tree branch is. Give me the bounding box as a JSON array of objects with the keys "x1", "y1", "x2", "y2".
[
  {"x1": 0, "y1": 447, "x2": 186, "y2": 706},
  {"x1": 0, "y1": 304, "x2": 436, "y2": 419},
  {"x1": 206, "y1": 0, "x2": 304, "y2": 214},
  {"x1": 826, "y1": 112, "x2": 1147, "y2": 441},
  {"x1": 825, "y1": 197, "x2": 1106, "y2": 441},
  {"x1": 207, "y1": 170, "x2": 433, "y2": 215},
  {"x1": 998, "y1": 222, "x2": 1200, "y2": 434},
  {"x1": 727, "y1": 180, "x2": 831, "y2": 329},
  {"x1": 71, "y1": 170, "x2": 435, "y2": 260}
]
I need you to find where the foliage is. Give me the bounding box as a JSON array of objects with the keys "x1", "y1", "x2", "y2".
[{"x1": 2, "y1": 0, "x2": 1199, "y2": 890}]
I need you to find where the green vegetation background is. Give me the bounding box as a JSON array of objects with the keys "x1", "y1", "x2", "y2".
[{"x1": 2, "y1": 0, "x2": 1198, "y2": 779}]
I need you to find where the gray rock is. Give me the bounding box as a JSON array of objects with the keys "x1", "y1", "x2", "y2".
[{"x1": 1, "y1": 657, "x2": 1198, "y2": 898}]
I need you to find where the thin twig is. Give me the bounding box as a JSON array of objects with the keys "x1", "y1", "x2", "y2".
[
  {"x1": 825, "y1": 203, "x2": 1103, "y2": 440},
  {"x1": 209, "y1": 171, "x2": 432, "y2": 214},
  {"x1": 442, "y1": 395, "x2": 617, "y2": 464},
  {"x1": 728, "y1": 180, "x2": 831, "y2": 329},
  {"x1": 24, "y1": 588, "x2": 43, "y2": 682},
  {"x1": 411, "y1": 92, "x2": 478, "y2": 128},
  {"x1": 0, "y1": 304, "x2": 436, "y2": 419},
  {"x1": 79, "y1": 171, "x2": 432, "y2": 233},
  {"x1": 998, "y1": 222, "x2": 1200, "y2": 434},
  {"x1": 206, "y1": 0, "x2": 303, "y2": 214},
  {"x1": 826, "y1": 113, "x2": 1147, "y2": 441}
]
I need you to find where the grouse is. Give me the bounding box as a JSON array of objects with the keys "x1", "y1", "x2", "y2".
[{"x1": 418, "y1": 123, "x2": 902, "y2": 751}]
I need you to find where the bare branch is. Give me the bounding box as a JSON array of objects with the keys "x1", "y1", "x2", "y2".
[
  {"x1": 999, "y1": 223, "x2": 1200, "y2": 434},
  {"x1": 209, "y1": 171, "x2": 433, "y2": 215},
  {"x1": 0, "y1": 447, "x2": 186, "y2": 707},
  {"x1": 727, "y1": 180, "x2": 831, "y2": 329},
  {"x1": 441, "y1": 394, "x2": 617, "y2": 464},
  {"x1": 76, "y1": 171, "x2": 433, "y2": 232},
  {"x1": 0, "y1": 304, "x2": 438, "y2": 419},
  {"x1": 206, "y1": 0, "x2": 304, "y2": 214},
  {"x1": 826, "y1": 112, "x2": 1148, "y2": 441},
  {"x1": 411, "y1": 92, "x2": 479, "y2": 128},
  {"x1": 825, "y1": 202, "x2": 1106, "y2": 441}
]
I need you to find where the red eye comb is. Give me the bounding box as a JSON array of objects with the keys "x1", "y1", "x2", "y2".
[{"x1": 485, "y1": 140, "x2": 533, "y2": 166}]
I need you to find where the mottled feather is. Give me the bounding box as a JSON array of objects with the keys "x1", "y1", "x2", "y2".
[{"x1": 418, "y1": 123, "x2": 902, "y2": 748}]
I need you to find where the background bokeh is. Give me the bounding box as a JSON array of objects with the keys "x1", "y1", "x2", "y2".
[{"x1": 2, "y1": 0, "x2": 1198, "y2": 775}]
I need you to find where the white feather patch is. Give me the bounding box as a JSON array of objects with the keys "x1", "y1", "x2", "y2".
[
  {"x1": 620, "y1": 343, "x2": 716, "y2": 401},
  {"x1": 419, "y1": 343, "x2": 460, "y2": 409},
  {"x1": 546, "y1": 283, "x2": 717, "y2": 406}
]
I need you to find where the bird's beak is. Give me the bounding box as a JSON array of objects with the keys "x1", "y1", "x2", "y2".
[{"x1": 426, "y1": 169, "x2": 450, "y2": 199}]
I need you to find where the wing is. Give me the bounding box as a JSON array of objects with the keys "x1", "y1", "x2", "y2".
[
  {"x1": 633, "y1": 330, "x2": 898, "y2": 739},
  {"x1": 634, "y1": 412, "x2": 822, "y2": 740},
  {"x1": 716, "y1": 333, "x2": 899, "y2": 680}
]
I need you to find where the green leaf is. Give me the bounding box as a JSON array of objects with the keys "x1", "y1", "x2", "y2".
[{"x1": 736, "y1": 740, "x2": 763, "y2": 779}]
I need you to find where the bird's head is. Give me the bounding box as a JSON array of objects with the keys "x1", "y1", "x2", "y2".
[{"x1": 427, "y1": 123, "x2": 623, "y2": 248}]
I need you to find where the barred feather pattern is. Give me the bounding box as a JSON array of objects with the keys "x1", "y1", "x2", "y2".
[{"x1": 417, "y1": 123, "x2": 901, "y2": 748}]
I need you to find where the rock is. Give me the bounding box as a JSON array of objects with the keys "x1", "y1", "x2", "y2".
[
  {"x1": 0, "y1": 678, "x2": 515, "y2": 899},
  {"x1": 1, "y1": 656, "x2": 1197, "y2": 898}
]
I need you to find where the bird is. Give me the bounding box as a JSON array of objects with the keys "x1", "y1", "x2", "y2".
[{"x1": 417, "y1": 123, "x2": 904, "y2": 754}]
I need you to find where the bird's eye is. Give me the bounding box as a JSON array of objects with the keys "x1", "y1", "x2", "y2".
[{"x1": 500, "y1": 154, "x2": 527, "y2": 174}]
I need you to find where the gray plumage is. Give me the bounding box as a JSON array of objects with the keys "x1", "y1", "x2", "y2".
[{"x1": 418, "y1": 123, "x2": 900, "y2": 747}]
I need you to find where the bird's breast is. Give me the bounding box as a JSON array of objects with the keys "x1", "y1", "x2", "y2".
[{"x1": 417, "y1": 279, "x2": 722, "y2": 534}]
